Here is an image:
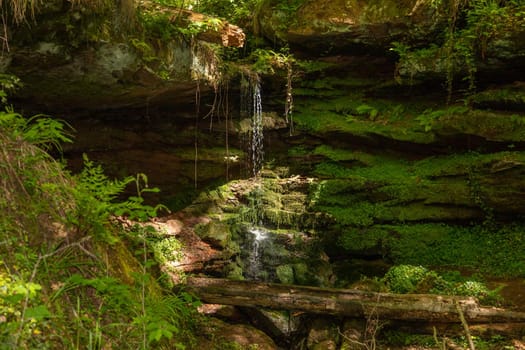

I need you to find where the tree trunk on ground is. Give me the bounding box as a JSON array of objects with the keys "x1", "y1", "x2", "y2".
[{"x1": 182, "y1": 277, "x2": 525, "y2": 326}]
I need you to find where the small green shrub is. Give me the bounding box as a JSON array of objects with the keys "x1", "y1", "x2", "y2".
[
  {"x1": 0, "y1": 109, "x2": 73, "y2": 152},
  {"x1": 150, "y1": 237, "x2": 183, "y2": 265},
  {"x1": 415, "y1": 106, "x2": 469, "y2": 132},
  {"x1": 0, "y1": 270, "x2": 51, "y2": 349},
  {"x1": 382, "y1": 265, "x2": 430, "y2": 294},
  {"x1": 355, "y1": 104, "x2": 379, "y2": 121},
  {"x1": 380, "y1": 265, "x2": 501, "y2": 304}
]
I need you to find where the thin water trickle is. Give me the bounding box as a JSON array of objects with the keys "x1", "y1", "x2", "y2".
[
  {"x1": 240, "y1": 74, "x2": 264, "y2": 177},
  {"x1": 240, "y1": 75, "x2": 267, "y2": 279},
  {"x1": 251, "y1": 79, "x2": 264, "y2": 176}
]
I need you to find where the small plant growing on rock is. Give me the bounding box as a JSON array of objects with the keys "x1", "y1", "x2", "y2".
[{"x1": 381, "y1": 265, "x2": 501, "y2": 304}]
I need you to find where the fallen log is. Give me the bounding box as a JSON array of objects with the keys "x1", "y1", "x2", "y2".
[{"x1": 183, "y1": 277, "x2": 525, "y2": 325}]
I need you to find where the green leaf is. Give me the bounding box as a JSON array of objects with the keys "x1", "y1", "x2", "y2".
[
  {"x1": 148, "y1": 327, "x2": 164, "y2": 343},
  {"x1": 25, "y1": 305, "x2": 51, "y2": 321},
  {"x1": 2, "y1": 293, "x2": 25, "y2": 304}
]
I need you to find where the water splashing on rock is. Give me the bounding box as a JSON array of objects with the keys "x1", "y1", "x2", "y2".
[{"x1": 245, "y1": 227, "x2": 269, "y2": 280}]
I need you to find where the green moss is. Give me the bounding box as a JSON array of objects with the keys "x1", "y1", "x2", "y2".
[
  {"x1": 225, "y1": 262, "x2": 244, "y2": 280},
  {"x1": 308, "y1": 147, "x2": 524, "y2": 277},
  {"x1": 294, "y1": 103, "x2": 435, "y2": 143},
  {"x1": 313, "y1": 145, "x2": 376, "y2": 165},
  {"x1": 311, "y1": 179, "x2": 369, "y2": 199},
  {"x1": 337, "y1": 226, "x2": 389, "y2": 251},
  {"x1": 388, "y1": 224, "x2": 525, "y2": 276},
  {"x1": 100, "y1": 240, "x2": 161, "y2": 293},
  {"x1": 195, "y1": 221, "x2": 232, "y2": 248},
  {"x1": 313, "y1": 151, "x2": 525, "y2": 205},
  {"x1": 231, "y1": 176, "x2": 317, "y2": 230},
  {"x1": 414, "y1": 151, "x2": 525, "y2": 178},
  {"x1": 312, "y1": 155, "x2": 414, "y2": 184},
  {"x1": 313, "y1": 162, "x2": 354, "y2": 178},
  {"x1": 276, "y1": 264, "x2": 295, "y2": 284},
  {"x1": 470, "y1": 86, "x2": 525, "y2": 107},
  {"x1": 318, "y1": 203, "x2": 378, "y2": 227},
  {"x1": 436, "y1": 109, "x2": 525, "y2": 142},
  {"x1": 288, "y1": 145, "x2": 312, "y2": 157},
  {"x1": 337, "y1": 222, "x2": 525, "y2": 277},
  {"x1": 351, "y1": 159, "x2": 413, "y2": 183},
  {"x1": 310, "y1": 157, "x2": 487, "y2": 226},
  {"x1": 293, "y1": 68, "x2": 525, "y2": 144}
]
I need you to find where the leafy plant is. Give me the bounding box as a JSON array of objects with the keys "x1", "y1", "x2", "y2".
[
  {"x1": 71, "y1": 155, "x2": 167, "y2": 243},
  {"x1": 415, "y1": 106, "x2": 469, "y2": 131},
  {"x1": 381, "y1": 265, "x2": 500, "y2": 304},
  {"x1": 139, "y1": 12, "x2": 181, "y2": 41},
  {"x1": 0, "y1": 74, "x2": 21, "y2": 104},
  {"x1": 195, "y1": 0, "x2": 262, "y2": 26},
  {"x1": 0, "y1": 109, "x2": 74, "y2": 152},
  {"x1": 355, "y1": 104, "x2": 379, "y2": 121},
  {"x1": 382, "y1": 265, "x2": 430, "y2": 294},
  {"x1": 250, "y1": 48, "x2": 294, "y2": 75},
  {"x1": 0, "y1": 270, "x2": 51, "y2": 348}
]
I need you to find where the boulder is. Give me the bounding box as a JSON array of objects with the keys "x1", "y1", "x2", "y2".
[
  {"x1": 195, "y1": 221, "x2": 232, "y2": 249},
  {"x1": 197, "y1": 317, "x2": 278, "y2": 350},
  {"x1": 306, "y1": 318, "x2": 339, "y2": 350},
  {"x1": 242, "y1": 308, "x2": 303, "y2": 340}
]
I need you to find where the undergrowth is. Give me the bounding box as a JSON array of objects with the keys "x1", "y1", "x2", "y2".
[
  {"x1": 380, "y1": 264, "x2": 501, "y2": 305},
  {"x1": 0, "y1": 85, "x2": 200, "y2": 349}
]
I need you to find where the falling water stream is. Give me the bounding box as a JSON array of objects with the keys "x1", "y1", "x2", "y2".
[
  {"x1": 251, "y1": 78, "x2": 264, "y2": 177},
  {"x1": 241, "y1": 75, "x2": 269, "y2": 279}
]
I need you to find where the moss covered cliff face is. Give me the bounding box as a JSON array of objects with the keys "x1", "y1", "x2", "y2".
[{"x1": 248, "y1": 0, "x2": 525, "y2": 277}]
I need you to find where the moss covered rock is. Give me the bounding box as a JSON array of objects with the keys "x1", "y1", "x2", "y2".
[
  {"x1": 195, "y1": 220, "x2": 232, "y2": 249},
  {"x1": 276, "y1": 264, "x2": 295, "y2": 284},
  {"x1": 258, "y1": 0, "x2": 445, "y2": 53}
]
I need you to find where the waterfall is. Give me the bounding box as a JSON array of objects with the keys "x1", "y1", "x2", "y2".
[
  {"x1": 241, "y1": 74, "x2": 264, "y2": 177},
  {"x1": 242, "y1": 184, "x2": 270, "y2": 280},
  {"x1": 240, "y1": 74, "x2": 267, "y2": 279},
  {"x1": 251, "y1": 80, "x2": 264, "y2": 177}
]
